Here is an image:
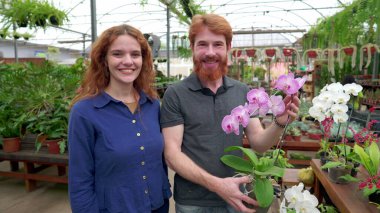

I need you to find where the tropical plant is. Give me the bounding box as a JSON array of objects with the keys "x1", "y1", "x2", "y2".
[{"x1": 221, "y1": 146, "x2": 285, "y2": 208}]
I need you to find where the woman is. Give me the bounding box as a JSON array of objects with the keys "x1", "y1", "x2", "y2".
[{"x1": 68, "y1": 24, "x2": 171, "y2": 213}]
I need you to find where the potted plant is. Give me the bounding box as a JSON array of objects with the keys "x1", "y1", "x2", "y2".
[
  {"x1": 221, "y1": 146, "x2": 285, "y2": 210},
  {"x1": 21, "y1": 32, "x2": 33, "y2": 40},
  {"x1": 351, "y1": 141, "x2": 380, "y2": 204},
  {"x1": 291, "y1": 127, "x2": 302, "y2": 141},
  {"x1": 0, "y1": 28, "x2": 9, "y2": 39},
  {"x1": 0, "y1": 106, "x2": 25, "y2": 153},
  {"x1": 307, "y1": 128, "x2": 323, "y2": 140}
]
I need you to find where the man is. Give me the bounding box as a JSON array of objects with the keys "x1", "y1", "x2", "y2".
[{"x1": 160, "y1": 14, "x2": 299, "y2": 213}]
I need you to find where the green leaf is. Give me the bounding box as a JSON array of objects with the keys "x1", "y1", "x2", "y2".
[
  {"x1": 368, "y1": 143, "x2": 380, "y2": 175},
  {"x1": 253, "y1": 178, "x2": 273, "y2": 208},
  {"x1": 220, "y1": 155, "x2": 253, "y2": 173},
  {"x1": 254, "y1": 166, "x2": 284, "y2": 178},
  {"x1": 224, "y1": 146, "x2": 258, "y2": 166},
  {"x1": 320, "y1": 161, "x2": 345, "y2": 169},
  {"x1": 354, "y1": 144, "x2": 374, "y2": 175}
]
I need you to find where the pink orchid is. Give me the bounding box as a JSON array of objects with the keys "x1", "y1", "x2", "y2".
[
  {"x1": 245, "y1": 102, "x2": 259, "y2": 117},
  {"x1": 221, "y1": 115, "x2": 240, "y2": 135},
  {"x1": 231, "y1": 105, "x2": 250, "y2": 127},
  {"x1": 246, "y1": 88, "x2": 269, "y2": 106},
  {"x1": 269, "y1": 95, "x2": 285, "y2": 116},
  {"x1": 274, "y1": 73, "x2": 307, "y2": 95}
]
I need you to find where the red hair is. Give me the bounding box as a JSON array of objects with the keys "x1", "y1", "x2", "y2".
[
  {"x1": 71, "y1": 24, "x2": 157, "y2": 107},
  {"x1": 189, "y1": 14, "x2": 232, "y2": 48}
]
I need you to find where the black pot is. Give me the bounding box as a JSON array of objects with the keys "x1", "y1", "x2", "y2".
[
  {"x1": 351, "y1": 162, "x2": 360, "y2": 177},
  {"x1": 17, "y1": 20, "x2": 28, "y2": 28},
  {"x1": 49, "y1": 16, "x2": 59, "y2": 26},
  {"x1": 35, "y1": 18, "x2": 47, "y2": 27},
  {"x1": 369, "y1": 193, "x2": 380, "y2": 204}
]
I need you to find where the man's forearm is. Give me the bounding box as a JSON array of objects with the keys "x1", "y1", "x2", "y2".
[{"x1": 165, "y1": 148, "x2": 220, "y2": 192}]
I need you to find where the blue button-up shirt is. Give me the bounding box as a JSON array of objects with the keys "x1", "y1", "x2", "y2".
[{"x1": 68, "y1": 91, "x2": 171, "y2": 213}]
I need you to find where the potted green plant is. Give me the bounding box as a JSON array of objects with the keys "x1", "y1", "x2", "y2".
[
  {"x1": 221, "y1": 146, "x2": 285, "y2": 210},
  {"x1": 308, "y1": 128, "x2": 323, "y2": 140},
  {"x1": 0, "y1": 0, "x2": 34, "y2": 28},
  {"x1": 291, "y1": 127, "x2": 302, "y2": 141},
  {"x1": 352, "y1": 142, "x2": 380, "y2": 204},
  {"x1": 21, "y1": 32, "x2": 33, "y2": 40},
  {"x1": 12, "y1": 31, "x2": 21, "y2": 39}
]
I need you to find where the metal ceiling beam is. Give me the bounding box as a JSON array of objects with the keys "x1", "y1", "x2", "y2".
[{"x1": 233, "y1": 29, "x2": 306, "y2": 35}]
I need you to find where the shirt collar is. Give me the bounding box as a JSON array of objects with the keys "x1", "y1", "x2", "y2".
[
  {"x1": 93, "y1": 90, "x2": 153, "y2": 108},
  {"x1": 185, "y1": 72, "x2": 235, "y2": 92}
]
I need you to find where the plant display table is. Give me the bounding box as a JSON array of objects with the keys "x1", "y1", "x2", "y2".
[
  {"x1": 0, "y1": 137, "x2": 68, "y2": 192},
  {"x1": 311, "y1": 159, "x2": 378, "y2": 213}
]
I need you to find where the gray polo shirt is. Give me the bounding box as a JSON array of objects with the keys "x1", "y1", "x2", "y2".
[{"x1": 160, "y1": 72, "x2": 250, "y2": 207}]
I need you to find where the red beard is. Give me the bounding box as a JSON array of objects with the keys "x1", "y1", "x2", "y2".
[{"x1": 193, "y1": 54, "x2": 228, "y2": 81}]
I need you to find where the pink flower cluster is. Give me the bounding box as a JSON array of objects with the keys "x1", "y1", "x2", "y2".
[
  {"x1": 349, "y1": 120, "x2": 379, "y2": 146},
  {"x1": 321, "y1": 117, "x2": 334, "y2": 139},
  {"x1": 359, "y1": 174, "x2": 380, "y2": 191},
  {"x1": 221, "y1": 73, "x2": 307, "y2": 135}
]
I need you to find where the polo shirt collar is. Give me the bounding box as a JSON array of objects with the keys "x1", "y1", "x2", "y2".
[
  {"x1": 93, "y1": 90, "x2": 152, "y2": 108},
  {"x1": 186, "y1": 72, "x2": 235, "y2": 92}
]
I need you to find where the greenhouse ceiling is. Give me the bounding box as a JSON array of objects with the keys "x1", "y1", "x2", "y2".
[{"x1": 3, "y1": 0, "x2": 353, "y2": 51}]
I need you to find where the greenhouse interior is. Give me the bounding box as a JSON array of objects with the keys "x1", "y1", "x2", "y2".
[{"x1": 1, "y1": 0, "x2": 380, "y2": 212}]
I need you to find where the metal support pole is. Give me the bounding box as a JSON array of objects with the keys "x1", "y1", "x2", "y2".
[
  {"x1": 166, "y1": 5, "x2": 170, "y2": 78},
  {"x1": 13, "y1": 24, "x2": 18, "y2": 63},
  {"x1": 90, "y1": 0, "x2": 97, "y2": 43},
  {"x1": 82, "y1": 34, "x2": 86, "y2": 57}
]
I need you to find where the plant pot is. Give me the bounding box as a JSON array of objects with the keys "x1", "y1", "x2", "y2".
[
  {"x1": 369, "y1": 192, "x2": 380, "y2": 204},
  {"x1": 282, "y1": 48, "x2": 293, "y2": 57},
  {"x1": 2, "y1": 137, "x2": 21, "y2": 153},
  {"x1": 328, "y1": 166, "x2": 350, "y2": 184},
  {"x1": 243, "y1": 183, "x2": 271, "y2": 213},
  {"x1": 49, "y1": 16, "x2": 59, "y2": 26},
  {"x1": 307, "y1": 51, "x2": 318, "y2": 58},
  {"x1": 246, "y1": 49, "x2": 256, "y2": 57},
  {"x1": 351, "y1": 162, "x2": 360, "y2": 177},
  {"x1": 319, "y1": 152, "x2": 329, "y2": 166},
  {"x1": 308, "y1": 133, "x2": 322, "y2": 140},
  {"x1": 364, "y1": 47, "x2": 376, "y2": 55},
  {"x1": 284, "y1": 135, "x2": 293, "y2": 141},
  {"x1": 35, "y1": 18, "x2": 47, "y2": 27},
  {"x1": 293, "y1": 135, "x2": 301, "y2": 141},
  {"x1": 16, "y1": 20, "x2": 28, "y2": 28},
  {"x1": 265, "y1": 49, "x2": 276, "y2": 57},
  {"x1": 343, "y1": 47, "x2": 354, "y2": 56},
  {"x1": 46, "y1": 139, "x2": 62, "y2": 154}
]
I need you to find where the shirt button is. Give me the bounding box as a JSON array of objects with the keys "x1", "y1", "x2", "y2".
[
  {"x1": 141, "y1": 161, "x2": 145, "y2": 166},
  {"x1": 143, "y1": 175, "x2": 147, "y2": 180},
  {"x1": 132, "y1": 120, "x2": 136, "y2": 123},
  {"x1": 137, "y1": 133, "x2": 141, "y2": 136},
  {"x1": 144, "y1": 189, "x2": 148, "y2": 194},
  {"x1": 140, "y1": 146, "x2": 144, "y2": 150}
]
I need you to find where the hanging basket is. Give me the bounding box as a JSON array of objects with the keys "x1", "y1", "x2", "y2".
[
  {"x1": 245, "y1": 48, "x2": 256, "y2": 57},
  {"x1": 363, "y1": 46, "x2": 377, "y2": 55},
  {"x1": 343, "y1": 47, "x2": 355, "y2": 56},
  {"x1": 232, "y1": 49, "x2": 242, "y2": 58},
  {"x1": 282, "y1": 48, "x2": 293, "y2": 57},
  {"x1": 307, "y1": 51, "x2": 318, "y2": 58},
  {"x1": 265, "y1": 49, "x2": 276, "y2": 57}
]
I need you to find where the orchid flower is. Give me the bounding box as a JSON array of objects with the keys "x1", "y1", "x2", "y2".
[
  {"x1": 221, "y1": 115, "x2": 240, "y2": 135},
  {"x1": 343, "y1": 83, "x2": 363, "y2": 96},
  {"x1": 246, "y1": 88, "x2": 269, "y2": 106},
  {"x1": 269, "y1": 95, "x2": 285, "y2": 116},
  {"x1": 281, "y1": 183, "x2": 320, "y2": 213},
  {"x1": 274, "y1": 73, "x2": 307, "y2": 95},
  {"x1": 231, "y1": 105, "x2": 250, "y2": 127}
]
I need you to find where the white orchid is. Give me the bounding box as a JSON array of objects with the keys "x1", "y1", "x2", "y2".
[
  {"x1": 343, "y1": 83, "x2": 363, "y2": 96},
  {"x1": 330, "y1": 104, "x2": 348, "y2": 115},
  {"x1": 326, "y1": 82, "x2": 344, "y2": 93},
  {"x1": 333, "y1": 92, "x2": 350, "y2": 104},
  {"x1": 333, "y1": 112, "x2": 348, "y2": 123},
  {"x1": 280, "y1": 183, "x2": 320, "y2": 213}
]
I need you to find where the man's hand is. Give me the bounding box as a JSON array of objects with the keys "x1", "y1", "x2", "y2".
[
  {"x1": 276, "y1": 94, "x2": 300, "y2": 125},
  {"x1": 211, "y1": 176, "x2": 258, "y2": 213}
]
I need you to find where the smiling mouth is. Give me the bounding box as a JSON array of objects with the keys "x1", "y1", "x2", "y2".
[{"x1": 119, "y1": 69, "x2": 134, "y2": 73}]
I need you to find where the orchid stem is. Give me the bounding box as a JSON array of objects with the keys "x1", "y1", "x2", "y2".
[{"x1": 274, "y1": 94, "x2": 294, "y2": 164}]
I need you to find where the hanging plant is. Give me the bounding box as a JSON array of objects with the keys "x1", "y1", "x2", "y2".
[
  {"x1": 322, "y1": 48, "x2": 340, "y2": 78},
  {"x1": 12, "y1": 31, "x2": 21, "y2": 40},
  {"x1": 359, "y1": 43, "x2": 380, "y2": 71},
  {"x1": 0, "y1": 28, "x2": 9, "y2": 39},
  {"x1": 261, "y1": 47, "x2": 281, "y2": 62},
  {"x1": 302, "y1": 48, "x2": 322, "y2": 66},
  {"x1": 230, "y1": 48, "x2": 243, "y2": 64},
  {"x1": 282, "y1": 47, "x2": 301, "y2": 69},
  {"x1": 339, "y1": 45, "x2": 357, "y2": 69},
  {"x1": 21, "y1": 32, "x2": 34, "y2": 41}
]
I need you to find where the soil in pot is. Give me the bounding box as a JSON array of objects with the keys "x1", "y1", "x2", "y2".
[{"x1": 2, "y1": 137, "x2": 21, "y2": 153}]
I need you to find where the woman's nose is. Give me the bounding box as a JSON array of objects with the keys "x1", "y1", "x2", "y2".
[{"x1": 122, "y1": 54, "x2": 133, "y2": 65}]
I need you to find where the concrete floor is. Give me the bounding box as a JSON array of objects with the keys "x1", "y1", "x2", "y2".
[{"x1": 0, "y1": 161, "x2": 279, "y2": 213}]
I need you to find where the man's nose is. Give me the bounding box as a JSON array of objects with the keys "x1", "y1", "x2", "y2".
[{"x1": 205, "y1": 45, "x2": 216, "y2": 55}]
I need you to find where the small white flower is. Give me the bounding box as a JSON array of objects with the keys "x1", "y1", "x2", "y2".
[
  {"x1": 330, "y1": 104, "x2": 348, "y2": 114},
  {"x1": 326, "y1": 82, "x2": 344, "y2": 93},
  {"x1": 333, "y1": 92, "x2": 350, "y2": 104},
  {"x1": 281, "y1": 183, "x2": 320, "y2": 213},
  {"x1": 309, "y1": 106, "x2": 326, "y2": 122},
  {"x1": 284, "y1": 183, "x2": 304, "y2": 208},
  {"x1": 333, "y1": 112, "x2": 348, "y2": 123},
  {"x1": 343, "y1": 83, "x2": 363, "y2": 96}
]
